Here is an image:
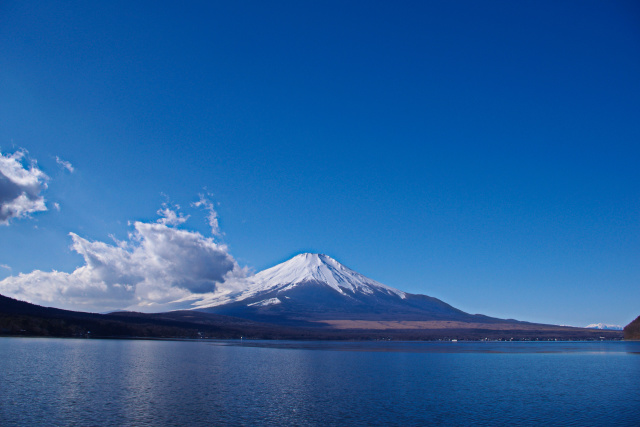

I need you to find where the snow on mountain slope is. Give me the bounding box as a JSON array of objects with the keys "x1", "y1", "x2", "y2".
[
  {"x1": 193, "y1": 253, "x2": 405, "y2": 309},
  {"x1": 585, "y1": 323, "x2": 623, "y2": 330},
  {"x1": 192, "y1": 253, "x2": 508, "y2": 325},
  {"x1": 250, "y1": 253, "x2": 406, "y2": 297}
]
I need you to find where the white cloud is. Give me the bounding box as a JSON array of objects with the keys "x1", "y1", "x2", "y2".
[
  {"x1": 0, "y1": 149, "x2": 48, "y2": 225},
  {"x1": 0, "y1": 264, "x2": 11, "y2": 271},
  {"x1": 192, "y1": 193, "x2": 221, "y2": 236},
  {"x1": 53, "y1": 202, "x2": 61, "y2": 211},
  {"x1": 156, "y1": 203, "x2": 189, "y2": 226},
  {"x1": 0, "y1": 208, "x2": 246, "y2": 313},
  {"x1": 55, "y1": 156, "x2": 74, "y2": 173}
]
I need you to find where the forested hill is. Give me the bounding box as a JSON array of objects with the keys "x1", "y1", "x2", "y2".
[
  {"x1": 624, "y1": 316, "x2": 640, "y2": 340},
  {"x1": 0, "y1": 294, "x2": 286, "y2": 339}
]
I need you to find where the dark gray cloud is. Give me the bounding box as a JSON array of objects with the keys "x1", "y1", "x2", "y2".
[{"x1": 0, "y1": 150, "x2": 48, "y2": 224}]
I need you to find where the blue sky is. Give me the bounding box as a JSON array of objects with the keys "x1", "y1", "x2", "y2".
[{"x1": 1, "y1": 1, "x2": 638, "y2": 326}]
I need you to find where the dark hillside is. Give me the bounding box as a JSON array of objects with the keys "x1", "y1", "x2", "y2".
[
  {"x1": 0, "y1": 294, "x2": 285, "y2": 339},
  {"x1": 623, "y1": 316, "x2": 640, "y2": 340}
]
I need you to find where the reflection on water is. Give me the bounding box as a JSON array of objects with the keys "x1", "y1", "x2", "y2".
[
  {"x1": 1, "y1": 338, "x2": 639, "y2": 426},
  {"x1": 215, "y1": 339, "x2": 640, "y2": 354}
]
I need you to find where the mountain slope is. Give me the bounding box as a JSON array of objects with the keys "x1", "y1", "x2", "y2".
[
  {"x1": 585, "y1": 323, "x2": 623, "y2": 330},
  {"x1": 197, "y1": 253, "x2": 520, "y2": 326},
  {"x1": 1, "y1": 291, "x2": 623, "y2": 341},
  {"x1": 623, "y1": 316, "x2": 640, "y2": 340},
  {"x1": 0, "y1": 293, "x2": 288, "y2": 339}
]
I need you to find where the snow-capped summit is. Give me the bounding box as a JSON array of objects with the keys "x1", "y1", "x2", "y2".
[
  {"x1": 193, "y1": 253, "x2": 405, "y2": 309},
  {"x1": 249, "y1": 253, "x2": 406, "y2": 298}
]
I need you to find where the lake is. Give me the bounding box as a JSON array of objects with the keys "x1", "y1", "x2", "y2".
[{"x1": 1, "y1": 338, "x2": 638, "y2": 426}]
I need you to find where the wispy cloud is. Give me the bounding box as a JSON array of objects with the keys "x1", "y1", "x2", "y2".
[
  {"x1": 0, "y1": 207, "x2": 245, "y2": 313},
  {"x1": 156, "y1": 203, "x2": 189, "y2": 226},
  {"x1": 0, "y1": 149, "x2": 48, "y2": 225},
  {"x1": 0, "y1": 264, "x2": 11, "y2": 271},
  {"x1": 55, "y1": 156, "x2": 74, "y2": 173},
  {"x1": 192, "y1": 193, "x2": 222, "y2": 236}
]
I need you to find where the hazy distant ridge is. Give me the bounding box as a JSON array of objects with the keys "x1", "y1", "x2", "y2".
[{"x1": 585, "y1": 323, "x2": 623, "y2": 331}]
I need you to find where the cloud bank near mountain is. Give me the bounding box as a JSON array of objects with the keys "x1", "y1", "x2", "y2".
[{"x1": 0, "y1": 205, "x2": 246, "y2": 313}]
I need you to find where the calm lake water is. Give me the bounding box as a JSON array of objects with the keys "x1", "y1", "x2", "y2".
[{"x1": 1, "y1": 338, "x2": 638, "y2": 426}]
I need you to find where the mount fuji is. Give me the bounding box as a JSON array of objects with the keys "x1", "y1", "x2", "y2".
[
  {"x1": 0, "y1": 253, "x2": 624, "y2": 340},
  {"x1": 195, "y1": 253, "x2": 510, "y2": 327}
]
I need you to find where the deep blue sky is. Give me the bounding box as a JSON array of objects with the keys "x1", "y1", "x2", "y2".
[{"x1": 1, "y1": 1, "x2": 638, "y2": 325}]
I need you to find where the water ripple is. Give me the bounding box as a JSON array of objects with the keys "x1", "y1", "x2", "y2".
[{"x1": 0, "y1": 339, "x2": 638, "y2": 426}]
